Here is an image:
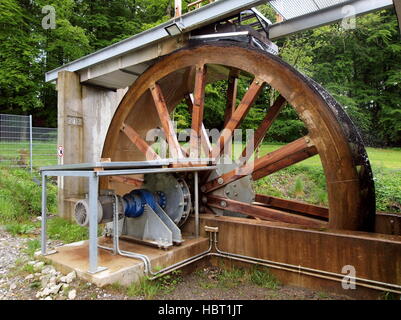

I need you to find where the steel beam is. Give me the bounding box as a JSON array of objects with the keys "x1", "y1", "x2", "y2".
[
  {"x1": 45, "y1": 0, "x2": 266, "y2": 83},
  {"x1": 269, "y1": 0, "x2": 394, "y2": 39}
]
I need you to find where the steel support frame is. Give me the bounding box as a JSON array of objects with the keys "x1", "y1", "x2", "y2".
[
  {"x1": 269, "y1": 0, "x2": 394, "y2": 39},
  {"x1": 40, "y1": 165, "x2": 211, "y2": 274}
]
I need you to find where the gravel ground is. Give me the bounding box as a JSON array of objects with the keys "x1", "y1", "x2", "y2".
[{"x1": 0, "y1": 227, "x2": 350, "y2": 300}]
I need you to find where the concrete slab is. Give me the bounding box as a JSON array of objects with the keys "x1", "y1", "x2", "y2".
[{"x1": 41, "y1": 236, "x2": 209, "y2": 287}]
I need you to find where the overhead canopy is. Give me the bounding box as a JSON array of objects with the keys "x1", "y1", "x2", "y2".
[
  {"x1": 270, "y1": 0, "x2": 349, "y2": 20},
  {"x1": 45, "y1": 0, "x2": 395, "y2": 89}
]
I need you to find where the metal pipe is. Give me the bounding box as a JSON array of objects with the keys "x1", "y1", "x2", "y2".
[
  {"x1": 212, "y1": 233, "x2": 401, "y2": 294},
  {"x1": 95, "y1": 192, "x2": 401, "y2": 295},
  {"x1": 88, "y1": 174, "x2": 99, "y2": 273},
  {"x1": 29, "y1": 115, "x2": 33, "y2": 173},
  {"x1": 100, "y1": 194, "x2": 213, "y2": 278},
  {"x1": 102, "y1": 194, "x2": 152, "y2": 273},
  {"x1": 194, "y1": 171, "x2": 199, "y2": 238},
  {"x1": 147, "y1": 233, "x2": 213, "y2": 280},
  {"x1": 40, "y1": 173, "x2": 47, "y2": 255}
]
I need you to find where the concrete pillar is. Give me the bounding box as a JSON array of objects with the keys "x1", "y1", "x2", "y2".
[
  {"x1": 57, "y1": 71, "x2": 85, "y2": 220},
  {"x1": 57, "y1": 71, "x2": 127, "y2": 220},
  {"x1": 81, "y1": 86, "x2": 127, "y2": 165}
]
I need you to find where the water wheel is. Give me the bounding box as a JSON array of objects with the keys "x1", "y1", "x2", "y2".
[{"x1": 102, "y1": 42, "x2": 375, "y2": 232}]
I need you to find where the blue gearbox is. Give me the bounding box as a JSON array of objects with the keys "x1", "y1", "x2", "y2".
[{"x1": 122, "y1": 189, "x2": 166, "y2": 218}]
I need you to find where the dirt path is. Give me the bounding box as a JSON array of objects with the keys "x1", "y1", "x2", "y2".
[{"x1": 0, "y1": 227, "x2": 349, "y2": 300}]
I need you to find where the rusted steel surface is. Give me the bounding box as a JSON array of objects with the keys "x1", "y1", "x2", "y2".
[
  {"x1": 102, "y1": 42, "x2": 375, "y2": 231},
  {"x1": 375, "y1": 212, "x2": 401, "y2": 235},
  {"x1": 255, "y1": 194, "x2": 329, "y2": 220},
  {"x1": 186, "y1": 214, "x2": 401, "y2": 294},
  {"x1": 207, "y1": 194, "x2": 327, "y2": 227}
]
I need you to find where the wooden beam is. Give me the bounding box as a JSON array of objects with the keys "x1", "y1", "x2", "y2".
[
  {"x1": 110, "y1": 175, "x2": 143, "y2": 187},
  {"x1": 121, "y1": 123, "x2": 160, "y2": 160},
  {"x1": 240, "y1": 95, "x2": 286, "y2": 163},
  {"x1": 190, "y1": 65, "x2": 207, "y2": 158},
  {"x1": 255, "y1": 194, "x2": 329, "y2": 220},
  {"x1": 150, "y1": 83, "x2": 184, "y2": 159},
  {"x1": 185, "y1": 94, "x2": 211, "y2": 155},
  {"x1": 210, "y1": 78, "x2": 264, "y2": 160},
  {"x1": 252, "y1": 137, "x2": 317, "y2": 180},
  {"x1": 203, "y1": 137, "x2": 317, "y2": 193},
  {"x1": 206, "y1": 195, "x2": 327, "y2": 227}
]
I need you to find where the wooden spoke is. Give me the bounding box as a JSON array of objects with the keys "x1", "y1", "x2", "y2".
[
  {"x1": 121, "y1": 123, "x2": 160, "y2": 160},
  {"x1": 110, "y1": 175, "x2": 144, "y2": 187},
  {"x1": 189, "y1": 65, "x2": 207, "y2": 158},
  {"x1": 202, "y1": 136, "x2": 317, "y2": 193},
  {"x1": 185, "y1": 94, "x2": 211, "y2": 155},
  {"x1": 255, "y1": 194, "x2": 329, "y2": 220},
  {"x1": 252, "y1": 136, "x2": 317, "y2": 180},
  {"x1": 150, "y1": 83, "x2": 184, "y2": 159},
  {"x1": 240, "y1": 95, "x2": 286, "y2": 163},
  {"x1": 210, "y1": 77, "x2": 264, "y2": 160},
  {"x1": 224, "y1": 69, "x2": 240, "y2": 126},
  {"x1": 206, "y1": 195, "x2": 327, "y2": 228}
]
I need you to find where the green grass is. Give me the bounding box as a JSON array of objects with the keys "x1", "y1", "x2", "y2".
[
  {"x1": 0, "y1": 168, "x2": 57, "y2": 223},
  {"x1": 0, "y1": 141, "x2": 57, "y2": 168},
  {"x1": 249, "y1": 267, "x2": 280, "y2": 290},
  {"x1": 195, "y1": 266, "x2": 280, "y2": 291},
  {"x1": 47, "y1": 217, "x2": 90, "y2": 243},
  {"x1": 258, "y1": 144, "x2": 401, "y2": 169},
  {"x1": 254, "y1": 144, "x2": 401, "y2": 213},
  {"x1": 0, "y1": 167, "x2": 89, "y2": 243},
  {"x1": 126, "y1": 270, "x2": 183, "y2": 299},
  {"x1": 24, "y1": 239, "x2": 41, "y2": 258}
]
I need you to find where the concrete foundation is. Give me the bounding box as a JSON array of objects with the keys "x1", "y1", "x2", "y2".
[{"x1": 41, "y1": 235, "x2": 209, "y2": 287}]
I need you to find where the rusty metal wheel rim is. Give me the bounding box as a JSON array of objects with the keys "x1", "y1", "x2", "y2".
[{"x1": 102, "y1": 42, "x2": 375, "y2": 231}]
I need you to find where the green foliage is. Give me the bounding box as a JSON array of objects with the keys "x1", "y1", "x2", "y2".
[
  {"x1": 0, "y1": 168, "x2": 57, "y2": 223},
  {"x1": 24, "y1": 239, "x2": 41, "y2": 257},
  {"x1": 294, "y1": 177, "x2": 304, "y2": 198},
  {"x1": 278, "y1": 9, "x2": 401, "y2": 146},
  {"x1": 249, "y1": 267, "x2": 280, "y2": 290},
  {"x1": 215, "y1": 268, "x2": 246, "y2": 289},
  {"x1": 373, "y1": 167, "x2": 401, "y2": 212},
  {"x1": 1, "y1": 2, "x2": 399, "y2": 147},
  {"x1": 126, "y1": 270, "x2": 183, "y2": 299},
  {"x1": 5, "y1": 223, "x2": 36, "y2": 236},
  {"x1": 254, "y1": 146, "x2": 401, "y2": 213},
  {"x1": 127, "y1": 276, "x2": 161, "y2": 299},
  {"x1": 47, "y1": 217, "x2": 89, "y2": 243}
]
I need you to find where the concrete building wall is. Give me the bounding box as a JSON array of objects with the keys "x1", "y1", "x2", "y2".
[{"x1": 57, "y1": 70, "x2": 127, "y2": 219}]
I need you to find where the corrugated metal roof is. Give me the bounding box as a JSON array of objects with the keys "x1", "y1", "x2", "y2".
[{"x1": 270, "y1": 0, "x2": 349, "y2": 20}]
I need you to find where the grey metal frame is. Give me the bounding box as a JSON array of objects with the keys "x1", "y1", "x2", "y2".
[{"x1": 40, "y1": 161, "x2": 215, "y2": 274}]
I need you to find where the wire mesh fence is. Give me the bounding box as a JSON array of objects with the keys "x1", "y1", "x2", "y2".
[{"x1": 0, "y1": 113, "x2": 58, "y2": 170}]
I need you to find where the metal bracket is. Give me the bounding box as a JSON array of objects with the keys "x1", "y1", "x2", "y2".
[
  {"x1": 87, "y1": 266, "x2": 108, "y2": 274},
  {"x1": 38, "y1": 249, "x2": 58, "y2": 256}
]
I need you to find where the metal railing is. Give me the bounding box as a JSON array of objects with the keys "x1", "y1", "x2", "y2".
[{"x1": 0, "y1": 113, "x2": 57, "y2": 171}]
